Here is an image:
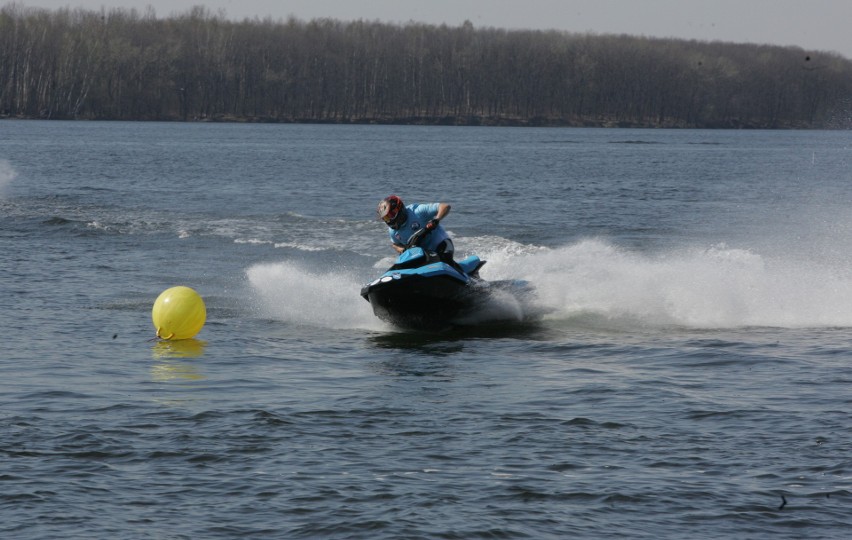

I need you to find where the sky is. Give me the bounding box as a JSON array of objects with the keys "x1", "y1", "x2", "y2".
[{"x1": 14, "y1": 0, "x2": 852, "y2": 59}]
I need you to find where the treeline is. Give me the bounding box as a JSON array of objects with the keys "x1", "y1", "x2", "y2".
[{"x1": 2, "y1": 4, "x2": 852, "y2": 128}]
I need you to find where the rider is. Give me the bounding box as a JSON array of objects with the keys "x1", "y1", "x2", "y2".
[{"x1": 376, "y1": 194, "x2": 457, "y2": 266}]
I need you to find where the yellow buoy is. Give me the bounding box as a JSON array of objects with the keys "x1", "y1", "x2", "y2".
[{"x1": 151, "y1": 286, "x2": 206, "y2": 340}]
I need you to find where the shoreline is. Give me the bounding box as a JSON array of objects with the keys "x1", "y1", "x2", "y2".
[{"x1": 0, "y1": 114, "x2": 816, "y2": 130}]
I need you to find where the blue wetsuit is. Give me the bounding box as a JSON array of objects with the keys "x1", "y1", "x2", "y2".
[{"x1": 389, "y1": 203, "x2": 452, "y2": 254}]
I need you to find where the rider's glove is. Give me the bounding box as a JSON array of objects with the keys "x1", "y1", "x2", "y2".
[{"x1": 425, "y1": 219, "x2": 440, "y2": 231}]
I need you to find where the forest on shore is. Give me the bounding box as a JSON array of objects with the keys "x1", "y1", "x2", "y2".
[{"x1": 2, "y1": 4, "x2": 852, "y2": 128}]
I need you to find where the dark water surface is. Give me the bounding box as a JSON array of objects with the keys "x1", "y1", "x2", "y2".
[{"x1": 1, "y1": 121, "x2": 851, "y2": 538}]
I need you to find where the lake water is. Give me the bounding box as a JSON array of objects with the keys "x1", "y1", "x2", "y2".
[{"x1": 1, "y1": 121, "x2": 851, "y2": 539}]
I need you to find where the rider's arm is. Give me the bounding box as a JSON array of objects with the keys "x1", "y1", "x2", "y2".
[
  {"x1": 426, "y1": 203, "x2": 450, "y2": 231},
  {"x1": 392, "y1": 242, "x2": 405, "y2": 254},
  {"x1": 435, "y1": 203, "x2": 451, "y2": 221}
]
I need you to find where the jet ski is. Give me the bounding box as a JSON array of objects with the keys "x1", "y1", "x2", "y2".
[{"x1": 360, "y1": 228, "x2": 533, "y2": 329}]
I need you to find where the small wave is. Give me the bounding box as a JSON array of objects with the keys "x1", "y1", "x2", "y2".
[
  {"x1": 87, "y1": 220, "x2": 113, "y2": 231},
  {"x1": 41, "y1": 217, "x2": 136, "y2": 237},
  {"x1": 686, "y1": 409, "x2": 762, "y2": 421},
  {"x1": 272, "y1": 241, "x2": 327, "y2": 252},
  {"x1": 20, "y1": 390, "x2": 95, "y2": 401},
  {"x1": 235, "y1": 238, "x2": 273, "y2": 245},
  {"x1": 43, "y1": 216, "x2": 74, "y2": 226}
]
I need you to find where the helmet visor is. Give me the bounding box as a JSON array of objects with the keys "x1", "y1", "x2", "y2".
[{"x1": 377, "y1": 200, "x2": 395, "y2": 223}]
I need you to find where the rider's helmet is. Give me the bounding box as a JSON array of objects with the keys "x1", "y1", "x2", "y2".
[{"x1": 377, "y1": 195, "x2": 406, "y2": 229}]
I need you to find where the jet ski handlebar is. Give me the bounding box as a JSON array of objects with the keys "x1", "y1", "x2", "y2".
[{"x1": 405, "y1": 227, "x2": 430, "y2": 249}]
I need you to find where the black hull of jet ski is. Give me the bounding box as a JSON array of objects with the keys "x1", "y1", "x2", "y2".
[{"x1": 361, "y1": 273, "x2": 484, "y2": 329}]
